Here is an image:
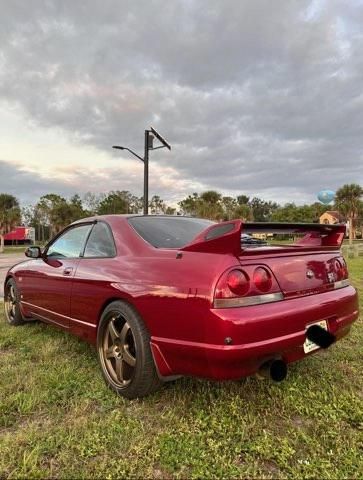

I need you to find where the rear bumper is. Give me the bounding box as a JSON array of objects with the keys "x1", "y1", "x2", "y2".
[{"x1": 151, "y1": 285, "x2": 359, "y2": 380}]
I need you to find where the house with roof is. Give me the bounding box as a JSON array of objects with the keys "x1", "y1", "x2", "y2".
[{"x1": 319, "y1": 211, "x2": 345, "y2": 225}]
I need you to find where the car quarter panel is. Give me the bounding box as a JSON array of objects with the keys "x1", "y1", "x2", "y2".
[{"x1": 69, "y1": 249, "x2": 235, "y2": 344}]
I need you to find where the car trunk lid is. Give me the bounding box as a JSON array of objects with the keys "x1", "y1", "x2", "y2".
[{"x1": 181, "y1": 220, "x2": 347, "y2": 298}]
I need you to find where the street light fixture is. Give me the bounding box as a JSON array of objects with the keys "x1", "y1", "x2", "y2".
[
  {"x1": 112, "y1": 127, "x2": 171, "y2": 215},
  {"x1": 112, "y1": 145, "x2": 144, "y2": 162}
]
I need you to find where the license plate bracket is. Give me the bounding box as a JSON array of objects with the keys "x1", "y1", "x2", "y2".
[{"x1": 303, "y1": 320, "x2": 328, "y2": 353}]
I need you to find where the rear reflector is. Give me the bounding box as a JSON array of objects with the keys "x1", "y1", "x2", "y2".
[{"x1": 214, "y1": 292, "x2": 284, "y2": 308}]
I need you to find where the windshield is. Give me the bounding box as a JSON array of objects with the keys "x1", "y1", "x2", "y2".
[{"x1": 128, "y1": 216, "x2": 214, "y2": 248}]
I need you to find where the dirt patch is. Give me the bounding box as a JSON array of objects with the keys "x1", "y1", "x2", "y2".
[
  {"x1": 261, "y1": 459, "x2": 281, "y2": 476},
  {"x1": 291, "y1": 415, "x2": 314, "y2": 429}
]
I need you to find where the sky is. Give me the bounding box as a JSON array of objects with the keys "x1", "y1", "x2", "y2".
[{"x1": 1, "y1": 0, "x2": 363, "y2": 207}]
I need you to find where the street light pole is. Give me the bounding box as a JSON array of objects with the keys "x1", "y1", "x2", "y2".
[
  {"x1": 113, "y1": 126, "x2": 171, "y2": 216},
  {"x1": 143, "y1": 129, "x2": 149, "y2": 215}
]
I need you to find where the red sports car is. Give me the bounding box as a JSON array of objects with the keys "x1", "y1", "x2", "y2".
[{"x1": 4, "y1": 215, "x2": 359, "y2": 398}]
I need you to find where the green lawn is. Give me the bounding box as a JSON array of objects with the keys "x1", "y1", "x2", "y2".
[
  {"x1": 1, "y1": 243, "x2": 45, "y2": 254},
  {"x1": 0, "y1": 259, "x2": 362, "y2": 479},
  {"x1": 1, "y1": 246, "x2": 27, "y2": 254}
]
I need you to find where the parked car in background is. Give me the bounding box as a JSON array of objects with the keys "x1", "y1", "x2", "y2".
[{"x1": 3, "y1": 215, "x2": 359, "y2": 398}]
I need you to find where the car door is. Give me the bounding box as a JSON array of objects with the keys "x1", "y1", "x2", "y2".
[
  {"x1": 69, "y1": 221, "x2": 117, "y2": 338},
  {"x1": 20, "y1": 223, "x2": 93, "y2": 328}
]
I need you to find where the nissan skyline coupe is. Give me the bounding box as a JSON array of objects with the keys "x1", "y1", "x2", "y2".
[{"x1": 3, "y1": 215, "x2": 359, "y2": 399}]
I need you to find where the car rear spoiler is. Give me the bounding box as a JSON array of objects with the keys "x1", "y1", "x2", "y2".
[{"x1": 181, "y1": 220, "x2": 346, "y2": 255}]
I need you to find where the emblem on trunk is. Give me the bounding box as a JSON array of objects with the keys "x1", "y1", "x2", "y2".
[{"x1": 306, "y1": 269, "x2": 314, "y2": 279}]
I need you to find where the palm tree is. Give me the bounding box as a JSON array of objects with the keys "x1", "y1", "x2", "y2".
[
  {"x1": 335, "y1": 184, "x2": 363, "y2": 244},
  {"x1": 0, "y1": 194, "x2": 21, "y2": 252}
]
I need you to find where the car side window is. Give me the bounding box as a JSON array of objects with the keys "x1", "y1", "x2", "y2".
[
  {"x1": 83, "y1": 222, "x2": 116, "y2": 258},
  {"x1": 46, "y1": 224, "x2": 92, "y2": 258}
]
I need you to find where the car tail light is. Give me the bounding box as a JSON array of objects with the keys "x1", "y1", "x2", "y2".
[
  {"x1": 332, "y1": 257, "x2": 348, "y2": 280},
  {"x1": 332, "y1": 257, "x2": 349, "y2": 289},
  {"x1": 342, "y1": 258, "x2": 349, "y2": 278},
  {"x1": 227, "y1": 269, "x2": 249, "y2": 296},
  {"x1": 214, "y1": 265, "x2": 283, "y2": 308},
  {"x1": 334, "y1": 259, "x2": 344, "y2": 281},
  {"x1": 340, "y1": 258, "x2": 348, "y2": 280},
  {"x1": 253, "y1": 267, "x2": 272, "y2": 293}
]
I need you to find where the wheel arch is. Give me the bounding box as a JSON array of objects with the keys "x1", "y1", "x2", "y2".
[
  {"x1": 97, "y1": 295, "x2": 141, "y2": 330},
  {"x1": 4, "y1": 273, "x2": 14, "y2": 286},
  {"x1": 96, "y1": 293, "x2": 164, "y2": 397}
]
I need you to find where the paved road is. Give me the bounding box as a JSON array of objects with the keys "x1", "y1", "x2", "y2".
[{"x1": 0, "y1": 253, "x2": 26, "y2": 299}]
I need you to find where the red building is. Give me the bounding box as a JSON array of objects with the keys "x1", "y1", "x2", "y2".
[{"x1": 4, "y1": 227, "x2": 35, "y2": 245}]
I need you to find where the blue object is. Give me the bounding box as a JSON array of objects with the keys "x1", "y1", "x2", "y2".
[{"x1": 317, "y1": 190, "x2": 335, "y2": 204}]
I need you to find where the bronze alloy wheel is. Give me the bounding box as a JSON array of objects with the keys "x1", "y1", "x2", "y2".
[
  {"x1": 4, "y1": 279, "x2": 24, "y2": 326},
  {"x1": 97, "y1": 300, "x2": 162, "y2": 398},
  {"x1": 5, "y1": 283, "x2": 17, "y2": 322},
  {"x1": 100, "y1": 312, "x2": 137, "y2": 387}
]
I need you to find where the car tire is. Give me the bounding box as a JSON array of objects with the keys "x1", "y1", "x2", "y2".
[
  {"x1": 4, "y1": 278, "x2": 25, "y2": 326},
  {"x1": 97, "y1": 300, "x2": 163, "y2": 399}
]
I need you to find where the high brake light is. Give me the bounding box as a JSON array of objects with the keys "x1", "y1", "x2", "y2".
[{"x1": 214, "y1": 265, "x2": 283, "y2": 308}]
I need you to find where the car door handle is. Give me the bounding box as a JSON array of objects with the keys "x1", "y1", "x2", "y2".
[{"x1": 63, "y1": 267, "x2": 73, "y2": 276}]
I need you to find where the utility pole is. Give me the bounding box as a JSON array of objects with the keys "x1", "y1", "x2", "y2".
[
  {"x1": 144, "y1": 130, "x2": 150, "y2": 215},
  {"x1": 113, "y1": 127, "x2": 171, "y2": 215}
]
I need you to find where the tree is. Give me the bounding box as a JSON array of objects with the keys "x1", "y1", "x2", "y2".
[
  {"x1": 234, "y1": 204, "x2": 253, "y2": 221},
  {"x1": 68, "y1": 194, "x2": 87, "y2": 222},
  {"x1": 98, "y1": 191, "x2": 141, "y2": 215},
  {"x1": 0, "y1": 194, "x2": 21, "y2": 252},
  {"x1": 178, "y1": 193, "x2": 200, "y2": 216},
  {"x1": 198, "y1": 191, "x2": 224, "y2": 220},
  {"x1": 335, "y1": 183, "x2": 363, "y2": 244},
  {"x1": 249, "y1": 197, "x2": 279, "y2": 222},
  {"x1": 34, "y1": 194, "x2": 67, "y2": 238},
  {"x1": 309, "y1": 202, "x2": 328, "y2": 222},
  {"x1": 82, "y1": 192, "x2": 106, "y2": 216},
  {"x1": 32, "y1": 193, "x2": 88, "y2": 240},
  {"x1": 50, "y1": 195, "x2": 87, "y2": 233},
  {"x1": 221, "y1": 196, "x2": 238, "y2": 220},
  {"x1": 237, "y1": 195, "x2": 250, "y2": 206},
  {"x1": 271, "y1": 203, "x2": 310, "y2": 223},
  {"x1": 21, "y1": 205, "x2": 35, "y2": 227},
  {"x1": 149, "y1": 195, "x2": 166, "y2": 214},
  {"x1": 165, "y1": 206, "x2": 176, "y2": 215}
]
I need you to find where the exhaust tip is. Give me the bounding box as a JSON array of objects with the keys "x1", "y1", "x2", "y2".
[
  {"x1": 258, "y1": 359, "x2": 287, "y2": 382},
  {"x1": 270, "y1": 359, "x2": 287, "y2": 382},
  {"x1": 306, "y1": 325, "x2": 336, "y2": 349}
]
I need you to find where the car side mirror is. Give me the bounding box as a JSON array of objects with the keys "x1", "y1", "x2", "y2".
[{"x1": 25, "y1": 246, "x2": 42, "y2": 259}]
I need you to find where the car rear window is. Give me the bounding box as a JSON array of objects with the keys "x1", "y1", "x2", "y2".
[{"x1": 128, "y1": 216, "x2": 214, "y2": 248}]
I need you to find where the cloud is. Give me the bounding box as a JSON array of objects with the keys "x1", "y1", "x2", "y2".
[
  {"x1": 0, "y1": 0, "x2": 362, "y2": 206},
  {"x1": 0, "y1": 159, "x2": 77, "y2": 204},
  {"x1": 0, "y1": 157, "x2": 204, "y2": 206}
]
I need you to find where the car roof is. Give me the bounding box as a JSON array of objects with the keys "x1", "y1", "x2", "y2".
[{"x1": 72, "y1": 214, "x2": 200, "y2": 224}]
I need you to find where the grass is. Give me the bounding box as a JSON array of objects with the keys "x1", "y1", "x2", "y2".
[
  {"x1": 1, "y1": 246, "x2": 27, "y2": 254},
  {"x1": 0, "y1": 260, "x2": 362, "y2": 479},
  {"x1": 1, "y1": 243, "x2": 45, "y2": 255}
]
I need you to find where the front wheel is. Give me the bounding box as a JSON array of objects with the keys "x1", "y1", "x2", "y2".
[
  {"x1": 4, "y1": 278, "x2": 25, "y2": 326},
  {"x1": 97, "y1": 301, "x2": 162, "y2": 399}
]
